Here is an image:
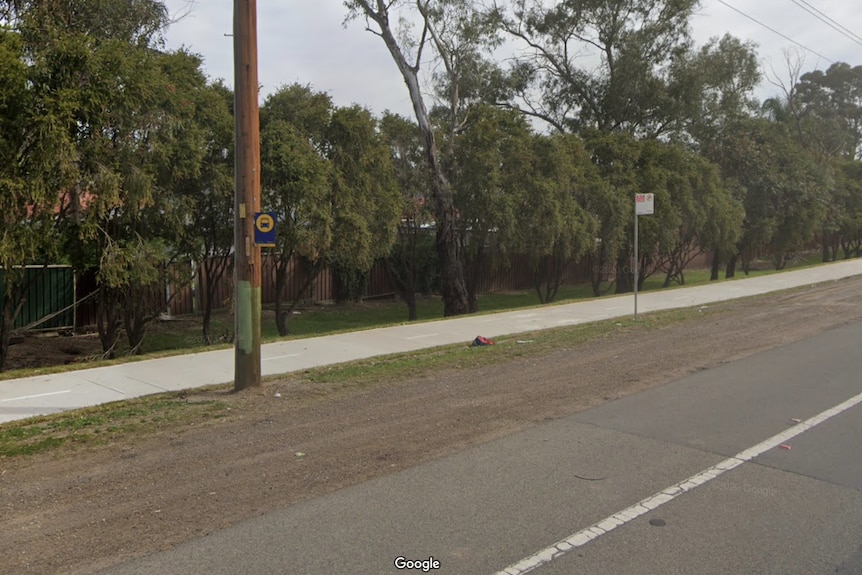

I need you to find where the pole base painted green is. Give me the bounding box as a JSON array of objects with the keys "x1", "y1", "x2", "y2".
[{"x1": 234, "y1": 280, "x2": 261, "y2": 390}]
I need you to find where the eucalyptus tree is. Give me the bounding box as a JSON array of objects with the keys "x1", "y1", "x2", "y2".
[
  {"x1": 344, "y1": 0, "x2": 501, "y2": 316},
  {"x1": 490, "y1": 0, "x2": 700, "y2": 137},
  {"x1": 516, "y1": 133, "x2": 597, "y2": 303},
  {"x1": 87, "y1": 48, "x2": 215, "y2": 355},
  {"x1": 449, "y1": 104, "x2": 531, "y2": 310},
  {"x1": 379, "y1": 112, "x2": 437, "y2": 321},
  {"x1": 581, "y1": 130, "x2": 640, "y2": 295},
  {"x1": 488, "y1": 0, "x2": 756, "y2": 291},
  {"x1": 1, "y1": 0, "x2": 168, "y2": 48},
  {"x1": 765, "y1": 61, "x2": 862, "y2": 262},
  {"x1": 325, "y1": 104, "x2": 401, "y2": 303},
  {"x1": 174, "y1": 80, "x2": 235, "y2": 345},
  {"x1": 670, "y1": 33, "x2": 755, "y2": 280},
  {"x1": 260, "y1": 84, "x2": 400, "y2": 335},
  {"x1": 0, "y1": 27, "x2": 63, "y2": 370},
  {"x1": 418, "y1": 3, "x2": 516, "y2": 312},
  {"x1": 672, "y1": 34, "x2": 761, "y2": 147},
  {"x1": 642, "y1": 143, "x2": 741, "y2": 286},
  {"x1": 2, "y1": 0, "x2": 207, "y2": 357},
  {"x1": 835, "y1": 160, "x2": 862, "y2": 259},
  {"x1": 707, "y1": 118, "x2": 826, "y2": 275},
  {"x1": 260, "y1": 84, "x2": 333, "y2": 335},
  {"x1": 598, "y1": 139, "x2": 697, "y2": 292},
  {"x1": 773, "y1": 61, "x2": 862, "y2": 162},
  {"x1": 629, "y1": 141, "x2": 683, "y2": 288},
  {"x1": 584, "y1": 139, "x2": 740, "y2": 291}
]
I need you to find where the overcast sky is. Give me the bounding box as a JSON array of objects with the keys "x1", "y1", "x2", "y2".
[{"x1": 161, "y1": 0, "x2": 862, "y2": 117}]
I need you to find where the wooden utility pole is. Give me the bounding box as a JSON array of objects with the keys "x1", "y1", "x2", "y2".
[{"x1": 233, "y1": 0, "x2": 261, "y2": 390}]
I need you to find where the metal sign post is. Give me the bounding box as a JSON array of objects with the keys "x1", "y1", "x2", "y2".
[
  {"x1": 634, "y1": 193, "x2": 654, "y2": 320},
  {"x1": 634, "y1": 206, "x2": 639, "y2": 320}
]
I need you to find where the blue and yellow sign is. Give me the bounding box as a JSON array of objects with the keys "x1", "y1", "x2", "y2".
[{"x1": 254, "y1": 212, "x2": 276, "y2": 247}]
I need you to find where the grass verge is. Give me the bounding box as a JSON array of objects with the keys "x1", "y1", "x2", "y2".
[
  {"x1": 0, "y1": 395, "x2": 229, "y2": 458},
  {"x1": 0, "y1": 300, "x2": 730, "y2": 460}
]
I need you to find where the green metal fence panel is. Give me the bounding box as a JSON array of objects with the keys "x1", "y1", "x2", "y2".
[{"x1": 0, "y1": 266, "x2": 75, "y2": 331}]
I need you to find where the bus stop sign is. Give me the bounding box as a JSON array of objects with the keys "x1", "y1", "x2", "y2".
[{"x1": 254, "y1": 212, "x2": 276, "y2": 247}]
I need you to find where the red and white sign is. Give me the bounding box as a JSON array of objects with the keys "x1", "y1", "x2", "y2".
[{"x1": 635, "y1": 193, "x2": 654, "y2": 215}]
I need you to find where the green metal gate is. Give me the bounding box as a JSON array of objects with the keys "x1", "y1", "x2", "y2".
[{"x1": 0, "y1": 266, "x2": 75, "y2": 331}]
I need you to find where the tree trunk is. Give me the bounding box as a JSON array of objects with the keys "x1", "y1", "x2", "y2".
[
  {"x1": 463, "y1": 243, "x2": 485, "y2": 314},
  {"x1": 663, "y1": 252, "x2": 680, "y2": 288},
  {"x1": 202, "y1": 303, "x2": 214, "y2": 345},
  {"x1": 385, "y1": 249, "x2": 419, "y2": 322},
  {"x1": 124, "y1": 289, "x2": 147, "y2": 355},
  {"x1": 362, "y1": 4, "x2": 468, "y2": 317},
  {"x1": 614, "y1": 254, "x2": 633, "y2": 294},
  {"x1": 637, "y1": 254, "x2": 649, "y2": 291},
  {"x1": 710, "y1": 250, "x2": 721, "y2": 281},
  {"x1": 97, "y1": 286, "x2": 122, "y2": 358},
  {"x1": 431, "y1": 152, "x2": 468, "y2": 317},
  {"x1": 773, "y1": 253, "x2": 787, "y2": 270},
  {"x1": 466, "y1": 278, "x2": 479, "y2": 313},
  {"x1": 725, "y1": 254, "x2": 738, "y2": 279},
  {"x1": 275, "y1": 306, "x2": 289, "y2": 336},
  {"x1": 590, "y1": 244, "x2": 607, "y2": 297},
  {"x1": 274, "y1": 254, "x2": 290, "y2": 337},
  {"x1": 0, "y1": 300, "x2": 15, "y2": 372},
  {"x1": 282, "y1": 260, "x2": 321, "y2": 331},
  {"x1": 0, "y1": 276, "x2": 28, "y2": 372},
  {"x1": 663, "y1": 266, "x2": 674, "y2": 288},
  {"x1": 741, "y1": 250, "x2": 753, "y2": 275},
  {"x1": 533, "y1": 268, "x2": 549, "y2": 304},
  {"x1": 404, "y1": 290, "x2": 417, "y2": 322},
  {"x1": 202, "y1": 255, "x2": 231, "y2": 345}
]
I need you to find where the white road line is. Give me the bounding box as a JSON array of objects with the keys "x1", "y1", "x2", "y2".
[
  {"x1": 405, "y1": 333, "x2": 439, "y2": 340},
  {"x1": 493, "y1": 388, "x2": 862, "y2": 575},
  {"x1": 262, "y1": 354, "x2": 301, "y2": 362},
  {"x1": 1, "y1": 390, "x2": 73, "y2": 403}
]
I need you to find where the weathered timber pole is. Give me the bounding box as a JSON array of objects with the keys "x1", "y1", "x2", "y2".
[{"x1": 233, "y1": 0, "x2": 262, "y2": 390}]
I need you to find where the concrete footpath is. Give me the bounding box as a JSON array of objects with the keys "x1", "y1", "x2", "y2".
[{"x1": 3, "y1": 259, "x2": 862, "y2": 425}]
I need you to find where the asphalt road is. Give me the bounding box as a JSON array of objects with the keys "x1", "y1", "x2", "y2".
[{"x1": 96, "y1": 320, "x2": 862, "y2": 575}]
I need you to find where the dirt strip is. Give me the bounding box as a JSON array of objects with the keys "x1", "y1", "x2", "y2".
[{"x1": 2, "y1": 277, "x2": 862, "y2": 575}]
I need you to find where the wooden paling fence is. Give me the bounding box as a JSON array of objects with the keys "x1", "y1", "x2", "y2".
[{"x1": 71, "y1": 250, "x2": 712, "y2": 329}]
